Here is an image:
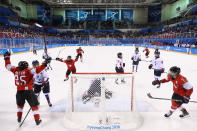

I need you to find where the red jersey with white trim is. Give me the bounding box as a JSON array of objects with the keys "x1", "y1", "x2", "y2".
[
  {"x1": 76, "y1": 49, "x2": 84, "y2": 54},
  {"x1": 59, "y1": 58, "x2": 78, "y2": 71},
  {"x1": 145, "y1": 49, "x2": 150, "y2": 54},
  {"x1": 160, "y1": 74, "x2": 193, "y2": 96},
  {"x1": 5, "y1": 59, "x2": 47, "y2": 91}
]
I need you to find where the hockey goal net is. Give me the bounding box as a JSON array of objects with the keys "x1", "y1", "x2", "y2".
[{"x1": 64, "y1": 73, "x2": 143, "y2": 131}]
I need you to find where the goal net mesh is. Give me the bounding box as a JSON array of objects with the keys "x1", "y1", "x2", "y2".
[{"x1": 64, "y1": 73, "x2": 143, "y2": 131}]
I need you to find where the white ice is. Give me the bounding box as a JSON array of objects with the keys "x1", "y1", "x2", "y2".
[{"x1": 0, "y1": 46, "x2": 197, "y2": 131}]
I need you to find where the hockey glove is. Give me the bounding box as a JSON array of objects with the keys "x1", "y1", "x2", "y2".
[
  {"x1": 4, "y1": 51, "x2": 11, "y2": 60},
  {"x1": 123, "y1": 63, "x2": 125, "y2": 67},
  {"x1": 131, "y1": 57, "x2": 134, "y2": 60},
  {"x1": 183, "y1": 95, "x2": 190, "y2": 104},
  {"x1": 45, "y1": 57, "x2": 51, "y2": 64},
  {"x1": 152, "y1": 80, "x2": 160, "y2": 86},
  {"x1": 42, "y1": 81, "x2": 48, "y2": 88},
  {"x1": 149, "y1": 64, "x2": 153, "y2": 69},
  {"x1": 56, "y1": 57, "x2": 60, "y2": 61},
  {"x1": 161, "y1": 68, "x2": 165, "y2": 73}
]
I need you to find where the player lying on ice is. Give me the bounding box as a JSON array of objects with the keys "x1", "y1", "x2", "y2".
[
  {"x1": 3, "y1": 51, "x2": 51, "y2": 125},
  {"x1": 152, "y1": 66, "x2": 193, "y2": 118},
  {"x1": 82, "y1": 78, "x2": 112, "y2": 104}
]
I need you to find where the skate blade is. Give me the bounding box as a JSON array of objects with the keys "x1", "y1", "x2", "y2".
[{"x1": 180, "y1": 115, "x2": 190, "y2": 119}]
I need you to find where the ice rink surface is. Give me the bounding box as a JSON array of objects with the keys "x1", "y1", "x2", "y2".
[{"x1": 0, "y1": 46, "x2": 197, "y2": 131}]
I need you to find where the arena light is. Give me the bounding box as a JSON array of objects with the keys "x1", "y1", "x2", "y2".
[{"x1": 35, "y1": 23, "x2": 43, "y2": 28}]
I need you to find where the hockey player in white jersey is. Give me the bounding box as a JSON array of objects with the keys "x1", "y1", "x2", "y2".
[
  {"x1": 115, "y1": 52, "x2": 126, "y2": 84},
  {"x1": 131, "y1": 49, "x2": 141, "y2": 72},
  {"x1": 148, "y1": 51, "x2": 164, "y2": 88},
  {"x1": 32, "y1": 60, "x2": 52, "y2": 107},
  {"x1": 42, "y1": 49, "x2": 52, "y2": 70}
]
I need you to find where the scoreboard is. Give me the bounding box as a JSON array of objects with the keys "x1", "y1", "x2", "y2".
[{"x1": 65, "y1": 9, "x2": 133, "y2": 21}]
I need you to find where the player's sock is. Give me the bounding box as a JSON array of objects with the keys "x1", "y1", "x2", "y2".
[
  {"x1": 32, "y1": 106, "x2": 41, "y2": 125},
  {"x1": 136, "y1": 65, "x2": 138, "y2": 72},
  {"x1": 35, "y1": 93, "x2": 40, "y2": 105},
  {"x1": 44, "y1": 94, "x2": 52, "y2": 107},
  {"x1": 17, "y1": 105, "x2": 24, "y2": 123}
]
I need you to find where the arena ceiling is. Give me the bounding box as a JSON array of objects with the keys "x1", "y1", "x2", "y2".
[{"x1": 20, "y1": 0, "x2": 178, "y2": 8}]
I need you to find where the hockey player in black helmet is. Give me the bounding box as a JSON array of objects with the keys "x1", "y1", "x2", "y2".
[
  {"x1": 131, "y1": 49, "x2": 141, "y2": 72},
  {"x1": 56, "y1": 55, "x2": 78, "y2": 81},
  {"x1": 18, "y1": 61, "x2": 29, "y2": 70},
  {"x1": 152, "y1": 66, "x2": 193, "y2": 118},
  {"x1": 149, "y1": 51, "x2": 164, "y2": 88},
  {"x1": 32, "y1": 60, "x2": 52, "y2": 107},
  {"x1": 3, "y1": 51, "x2": 51, "y2": 125},
  {"x1": 115, "y1": 52, "x2": 126, "y2": 84}
]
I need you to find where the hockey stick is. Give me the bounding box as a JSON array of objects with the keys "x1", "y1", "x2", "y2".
[
  {"x1": 147, "y1": 93, "x2": 197, "y2": 103},
  {"x1": 57, "y1": 47, "x2": 67, "y2": 58},
  {"x1": 141, "y1": 59, "x2": 152, "y2": 62}
]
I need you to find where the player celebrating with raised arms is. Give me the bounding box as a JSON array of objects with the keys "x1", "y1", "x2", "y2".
[
  {"x1": 131, "y1": 49, "x2": 141, "y2": 72},
  {"x1": 3, "y1": 51, "x2": 51, "y2": 125},
  {"x1": 32, "y1": 60, "x2": 52, "y2": 107},
  {"x1": 152, "y1": 66, "x2": 193, "y2": 118},
  {"x1": 148, "y1": 51, "x2": 164, "y2": 88},
  {"x1": 56, "y1": 55, "x2": 78, "y2": 81},
  {"x1": 76, "y1": 47, "x2": 84, "y2": 62},
  {"x1": 115, "y1": 52, "x2": 125, "y2": 84}
]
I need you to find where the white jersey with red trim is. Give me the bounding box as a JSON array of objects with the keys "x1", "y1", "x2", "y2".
[
  {"x1": 152, "y1": 57, "x2": 164, "y2": 70},
  {"x1": 116, "y1": 58, "x2": 124, "y2": 69},
  {"x1": 33, "y1": 68, "x2": 49, "y2": 85}
]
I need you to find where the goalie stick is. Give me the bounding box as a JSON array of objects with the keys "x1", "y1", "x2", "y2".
[{"x1": 147, "y1": 93, "x2": 197, "y2": 103}]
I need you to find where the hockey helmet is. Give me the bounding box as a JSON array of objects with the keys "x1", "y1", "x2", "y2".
[
  {"x1": 117, "y1": 52, "x2": 122, "y2": 58},
  {"x1": 18, "y1": 61, "x2": 29, "y2": 70},
  {"x1": 67, "y1": 55, "x2": 72, "y2": 60},
  {"x1": 32, "y1": 60, "x2": 39, "y2": 65},
  {"x1": 154, "y1": 51, "x2": 160, "y2": 55},
  {"x1": 169, "y1": 66, "x2": 181, "y2": 79},
  {"x1": 170, "y1": 66, "x2": 181, "y2": 74}
]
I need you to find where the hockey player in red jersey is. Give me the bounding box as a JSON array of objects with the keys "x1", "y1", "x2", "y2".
[
  {"x1": 76, "y1": 47, "x2": 84, "y2": 62},
  {"x1": 152, "y1": 66, "x2": 193, "y2": 118},
  {"x1": 143, "y1": 47, "x2": 150, "y2": 58},
  {"x1": 3, "y1": 51, "x2": 51, "y2": 125},
  {"x1": 56, "y1": 55, "x2": 78, "y2": 81}
]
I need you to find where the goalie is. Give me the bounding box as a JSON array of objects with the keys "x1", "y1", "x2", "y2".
[{"x1": 82, "y1": 78, "x2": 112, "y2": 104}]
